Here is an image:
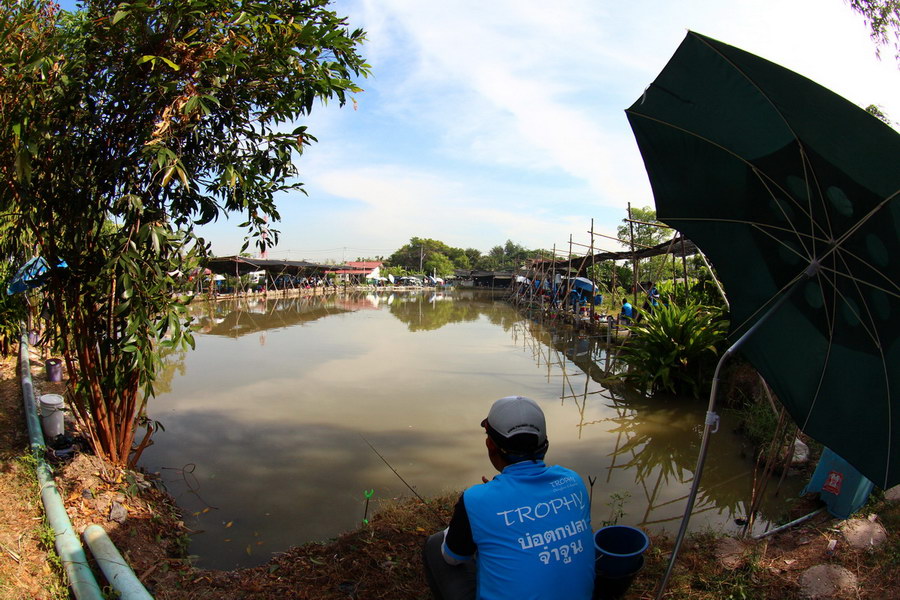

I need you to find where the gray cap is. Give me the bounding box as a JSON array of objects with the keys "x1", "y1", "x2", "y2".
[{"x1": 481, "y1": 396, "x2": 547, "y2": 444}]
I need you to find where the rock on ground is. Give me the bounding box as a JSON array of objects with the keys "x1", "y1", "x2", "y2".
[
  {"x1": 840, "y1": 517, "x2": 887, "y2": 549},
  {"x1": 791, "y1": 438, "x2": 810, "y2": 467},
  {"x1": 885, "y1": 485, "x2": 900, "y2": 502},
  {"x1": 799, "y1": 564, "x2": 857, "y2": 599}
]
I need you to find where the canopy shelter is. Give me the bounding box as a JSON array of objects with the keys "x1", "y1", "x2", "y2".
[
  {"x1": 536, "y1": 235, "x2": 699, "y2": 275},
  {"x1": 203, "y1": 256, "x2": 338, "y2": 293},
  {"x1": 454, "y1": 270, "x2": 515, "y2": 289},
  {"x1": 205, "y1": 256, "x2": 336, "y2": 276}
]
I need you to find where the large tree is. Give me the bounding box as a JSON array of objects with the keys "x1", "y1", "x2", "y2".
[
  {"x1": 616, "y1": 206, "x2": 673, "y2": 285},
  {"x1": 388, "y1": 237, "x2": 469, "y2": 272},
  {"x1": 0, "y1": 0, "x2": 368, "y2": 466}
]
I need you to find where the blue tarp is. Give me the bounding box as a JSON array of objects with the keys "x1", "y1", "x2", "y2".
[
  {"x1": 6, "y1": 257, "x2": 66, "y2": 295},
  {"x1": 802, "y1": 447, "x2": 875, "y2": 519}
]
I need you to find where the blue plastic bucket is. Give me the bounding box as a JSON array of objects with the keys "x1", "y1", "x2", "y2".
[{"x1": 593, "y1": 525, "x2": 650, "y2": 578}]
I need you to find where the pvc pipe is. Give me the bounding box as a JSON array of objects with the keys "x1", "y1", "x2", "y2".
[
  {"x1": 752, "y1": 508, "x2": 826, "y2": 540},
  {"x1": 19, "y1": 334, "x2": 104, "y2": 600},
  {"x1": 83, "y1": 525, "x2": 154, "y2": 599}
]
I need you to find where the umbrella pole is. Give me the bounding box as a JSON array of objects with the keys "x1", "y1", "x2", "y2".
[{"x1": 654, "y1": 279, "x2": 804, "y2": 599}]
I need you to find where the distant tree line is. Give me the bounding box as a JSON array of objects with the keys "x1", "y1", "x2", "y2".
[{"x1": 355, "y1": 237, "x2": 539, "y2": 277}]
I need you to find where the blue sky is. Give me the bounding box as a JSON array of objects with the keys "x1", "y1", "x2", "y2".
[{"x1": 59, "y1": 0, "x2": 900, "y2": 263}]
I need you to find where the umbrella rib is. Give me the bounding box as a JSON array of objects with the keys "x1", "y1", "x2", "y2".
[
  {"x1": 829, "y1": 188, "x2": 900, "y2": 260},
  {"x1": 799, "y1": 261, "x2": 845, "y2": 432},
  {"x1": 816, "y1": 250, "x2": 894, "y2": 486},
  {"x1": 691, "y1": 33, "x2": 801, "y2": 142},
  {"x1": 662, "y1": 216, "x2": 821, "y2": 254},
  {"x1": 626, "y1": 111, "x2": 832, "y2": 246},
  {"x1": 753, "y1": 168, "x2": 815, "y2": 260},
  {"x1": 751, "y1": 221, "x2": 900, "y2": 299},
  {"x1": 725, "y1": 269, "x2": 810, "y2": 342},
  {"x1": 663, "y1": 213, "x2": 900, "y2": 300},
  {"x1": 695, "y1": 31, "x2": 898, "y2": 295}
]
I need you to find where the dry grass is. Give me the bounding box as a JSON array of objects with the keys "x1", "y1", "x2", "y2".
[{"x1": 0, "y1": 355, "x2": 68, "y2": 599}]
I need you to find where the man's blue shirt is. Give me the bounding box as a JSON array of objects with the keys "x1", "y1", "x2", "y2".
[{"x1": 443, "y1": 461, "x2": 595, "y2": 600}]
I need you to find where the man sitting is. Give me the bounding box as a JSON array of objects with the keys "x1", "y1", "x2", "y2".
[
  {"x1": 423, "y1": 396, "x2": 595, "y2": 600},
  {"x1": 620, "y1": 298, "x2": 634, "y2": 325}
]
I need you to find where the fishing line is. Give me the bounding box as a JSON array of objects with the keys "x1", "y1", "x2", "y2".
[
  {"x1": 358, "y1": 434, "x2": 445, "y2": 523},
  {"x1": 160, "y1": 463, "x2": 219, "y2": 511}
]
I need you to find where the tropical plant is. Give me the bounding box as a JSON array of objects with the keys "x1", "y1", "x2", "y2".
[
  {"x1": 0, "y1": 0, "x2": 368, "y2": 466},
  {"x1": 615, "y1": 301, "x2": 729, "y2": 398}
]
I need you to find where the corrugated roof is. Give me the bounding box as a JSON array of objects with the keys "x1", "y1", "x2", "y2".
[{"x1": 204, "y1": 256, "x2": 337, "y2": 275}]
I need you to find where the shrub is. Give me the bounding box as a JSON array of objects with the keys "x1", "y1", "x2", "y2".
[{"x1": 616, "y1": 301, "x2": 728, "y2": 398}]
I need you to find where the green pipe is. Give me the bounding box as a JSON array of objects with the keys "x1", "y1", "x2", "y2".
[
  {"x1": 83, "y1": 525, "x2": 154, "y2": 599},
  {"x1": 19, "y1": 335, "x2": 104, "y2": 600}
]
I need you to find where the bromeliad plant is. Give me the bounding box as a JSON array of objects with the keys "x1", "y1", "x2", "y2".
[{"x1": 616, "y1": 300, "x2": 728, "y2": 398}]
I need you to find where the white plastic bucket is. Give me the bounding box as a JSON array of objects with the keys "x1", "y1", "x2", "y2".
[{"x1": 39, "y1": 394, "x2": 65, "y2": 440}]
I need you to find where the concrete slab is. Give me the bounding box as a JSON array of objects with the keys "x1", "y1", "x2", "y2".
[
  {"x1": 840, "y1": 518, "x2": 887, "y2": 549},
  {"x1": 799, "y1": 564, "x2": 857, "y2": 599}
]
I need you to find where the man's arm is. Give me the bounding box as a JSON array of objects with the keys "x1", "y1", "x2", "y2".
[{"x1": 442, "y1": 493, "x2": 476, "y2": 565}]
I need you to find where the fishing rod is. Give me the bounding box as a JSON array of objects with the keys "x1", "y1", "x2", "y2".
[{"x1": 358, "y1": 434, "x2": 445, "y2": 523}]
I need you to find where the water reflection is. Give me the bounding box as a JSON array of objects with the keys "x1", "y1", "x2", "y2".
[
  {"x1": 143, "y1": 291, "x2": 804, "y2": 570},
  {"x1": 192, "y1": 295, "x2": 352, "y2": 338},
  {"x1": 509, "y1": 317, "x2": 803, "y2": 531},
  {"x1": 387, "y1": 291, "x2": 517, "y2": 332}
]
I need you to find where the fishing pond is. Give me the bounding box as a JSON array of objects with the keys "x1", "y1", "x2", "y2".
[{"x1": 140, "y1": 289, "x2": 805, "y2": 569}]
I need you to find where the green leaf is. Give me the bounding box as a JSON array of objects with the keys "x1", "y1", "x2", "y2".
[
  {"x1": 183, "y1": 96, "x2": 199, "y2": 114},
  {"x1": 157, "y1": 56, "x2": 180, "y2": 71},
  {"x1": 161, "y1": 166, "x2": 175, "y2": 186},
  {"x1": 150, "y1": 228, "x2": 160, "y2": 254},
  {"x1": 112, "y1": 10, "x2": 130, "y2": 24}
]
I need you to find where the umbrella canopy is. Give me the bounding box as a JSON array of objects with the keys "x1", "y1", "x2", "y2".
[
  {"x1": 572, "y1": 277, "x2": 599, "y2": 293},
  {"x1": 627, "y1": 31, "x2": 900, "y2": 489}
]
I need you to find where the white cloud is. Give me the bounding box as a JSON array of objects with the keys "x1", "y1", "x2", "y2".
[{"x1": 211, "y1": 0, "x2": 900, "y2": 261}]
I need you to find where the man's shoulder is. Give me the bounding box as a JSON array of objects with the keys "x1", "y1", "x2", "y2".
[
  {"x1": 545, "y1": 465, "x2": 588, "y2": 489},
  {"x1": 464, "y1": 463, "x2": 585, "y2": 499}
]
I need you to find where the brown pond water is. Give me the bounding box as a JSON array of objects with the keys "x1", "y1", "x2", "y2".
[{"x1": 139, "y1": 289, "x2": 805, "y2": 569}]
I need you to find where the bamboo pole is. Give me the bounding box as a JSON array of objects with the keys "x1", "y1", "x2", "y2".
[
  {"x1": 591, "y1": 230, "x2": 653, "y2": 249},
  {"x1": 623, "y1": 218, "x2": 673, "y2": 228},
  {"x1": 628, "y1": 203, "x2": 638, "y2": 307},
  {"x1": 551, "y1": 244, "x2": 557, "y2": 311},
  {"x1": 565, "y1": 236, "x2": 574, "y2": 315},
  {"x1": 589, "y1": 219, "x2": 596, "y2": 322}
]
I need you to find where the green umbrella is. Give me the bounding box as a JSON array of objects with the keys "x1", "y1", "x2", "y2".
[{"x1": 626, "y1": 31, "x2": 900, "y2": 595}]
